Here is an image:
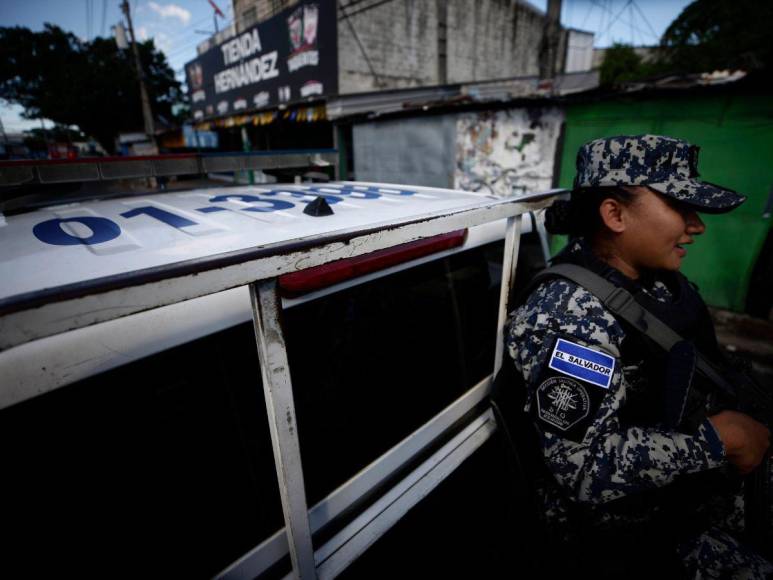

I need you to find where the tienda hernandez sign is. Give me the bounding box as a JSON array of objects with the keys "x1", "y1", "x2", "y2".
[{"x1": 185, "y1": 0, "x2": 337, "y2": 120}]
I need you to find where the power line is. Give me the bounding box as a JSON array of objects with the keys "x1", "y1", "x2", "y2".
[
  {"x1": 597, "y1": 0, "x2": 632, "y2": 45},
  {"x1": 164, "y1": 35, "x2": 212, "y2": 60},
  {"x1": 144, "y1": 21, "x2": 223, "y2": 60},
  {"x1": 339, "y1": 0, "x2": 377, "y2": 13},
  {"x1": 630, "y1": 0, "x2": 660, "y2": 44},
  {"x1": 85, "y1": 0, "x2": 91, "y2": 41},
  {"x1": 164, "y1": 10, "x2": 248, "y2": 62},
  {"x1": 338, "y1": 0, "x2": 384, "y2": 87},
  {"x1": 339, "y1": 0, "x2": 398, "y2": 20},
  {"x1": 580, "y1": 0, "x2": 596, "y2": 29},
  {"x1": 596, "y1": 0, "x2": 607, "y2": 44},
  {"x1": 159, "y1": 14, "x2": 221, "y2": 43},
  {"x1": 590, "y1": 0, "x2": 656, "y2": 44},
  {"x1": 158, "y1": 7, "x2": 240, "y2": 59}
]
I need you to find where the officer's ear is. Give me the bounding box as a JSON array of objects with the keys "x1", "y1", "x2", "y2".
[{"x1": 598, "y1": 198, "x2": 626, "y2": 233}]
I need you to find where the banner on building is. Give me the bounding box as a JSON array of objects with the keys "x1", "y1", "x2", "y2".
[{"x1": 185, "y1": 0, "x2": 337, "y2": 121}]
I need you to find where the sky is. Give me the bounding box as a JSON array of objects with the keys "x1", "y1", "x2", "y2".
[
  {"x1": 528, "y1": 0, "x2": 691, "y2": 47},
  {"x1": 0, "y1": 0, "x2": 692, "y2": 134}
]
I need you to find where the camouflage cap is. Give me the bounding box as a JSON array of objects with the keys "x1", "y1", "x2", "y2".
[{"x1": 574, "y1": 135, "x2": 746, "y2": 213}]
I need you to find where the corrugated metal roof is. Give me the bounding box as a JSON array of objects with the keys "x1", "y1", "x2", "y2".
[{"x1": 325, "y1": 71, "x2": 601, "y2": 121}]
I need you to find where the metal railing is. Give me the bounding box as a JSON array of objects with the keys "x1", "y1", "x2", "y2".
[{"x1": 0, "y1": 149, "x2": 338, "y2": 187}]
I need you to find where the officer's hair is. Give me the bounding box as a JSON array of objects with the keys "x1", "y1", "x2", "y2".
[{"x1": 545, "y1": 187, "x2": 637, "y2": 238}]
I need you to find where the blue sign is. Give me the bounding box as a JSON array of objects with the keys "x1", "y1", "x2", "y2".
[{"x1": 548, "y1": 338, "x2": 615, "y2": 389}]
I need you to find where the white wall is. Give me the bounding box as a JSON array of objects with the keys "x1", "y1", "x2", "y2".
[{"x1": 565, "y1": 30, "x2": 594, "y2": 73}]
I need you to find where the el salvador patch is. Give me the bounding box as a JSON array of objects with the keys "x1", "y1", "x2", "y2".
[
  {"x1": 533, "y1": 337, "x2": 616, "y2": 442},
  {"x1": 549, "y1": 338, "x2": 615, "y2": 389}
]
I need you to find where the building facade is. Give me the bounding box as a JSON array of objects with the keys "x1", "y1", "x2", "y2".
[
  {"x1": 188, "y1": 0, "x2": 589, "y2": 121},
  {"x1": 185, "y1": 0, "x2": 595, "y2": 198}
]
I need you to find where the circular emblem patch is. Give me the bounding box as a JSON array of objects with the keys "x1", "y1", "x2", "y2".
[{"x1": 536, "y1": 376, "x2": 590, "y2": 432}]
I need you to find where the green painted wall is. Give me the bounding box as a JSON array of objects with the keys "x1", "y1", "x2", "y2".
[{"x1": 555, "y1": 91, "x2": 773, "y2": 311}]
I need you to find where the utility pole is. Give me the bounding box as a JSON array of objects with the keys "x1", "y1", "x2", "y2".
[
  {"x1": 436, "y1": 0, "x2": 448, "y2": 85},
  {"x1": 121, "y1": 0, "x2": 156, "y2": 150},
  {"x1": 208, "y1": 0, "x2": 224, "y2": 33},
  {"x1": 0, "y1": 116, "x2": 8, "y2": 146},
  {"x1": 539, "y1": 0, "x2": 562, "y2": 81},
  {"x1": 40, "y1": 118, "x2": 51, "y2": 156}
]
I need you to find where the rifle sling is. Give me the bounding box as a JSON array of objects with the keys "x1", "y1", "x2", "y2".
[{"x1": 535, "y1": 264, "x2": 738, "y2": 400}]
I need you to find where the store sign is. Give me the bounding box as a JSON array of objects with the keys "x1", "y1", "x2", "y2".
[{"x1": 185, "y1": 0, "x2": 337, "y2": 120}]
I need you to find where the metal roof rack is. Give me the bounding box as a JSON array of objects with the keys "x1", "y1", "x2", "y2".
[{"x1": 0, "y1": 149, "x2": 338, "y2": 187}]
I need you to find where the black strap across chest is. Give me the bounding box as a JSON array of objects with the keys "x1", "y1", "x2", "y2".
[{"x1": 529, "y1": 263, "x2": 739, "y2": 400}]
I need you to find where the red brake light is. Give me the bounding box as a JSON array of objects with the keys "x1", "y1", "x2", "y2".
[{"x1": 279, "y1": 230, "x2": 467, "y2": 297}]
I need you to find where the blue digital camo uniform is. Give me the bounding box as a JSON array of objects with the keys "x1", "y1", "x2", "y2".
[{"x1": 506, "y1": 240, "x2": 773, "y2": 578}]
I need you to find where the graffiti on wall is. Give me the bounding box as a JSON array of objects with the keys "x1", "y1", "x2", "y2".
[{"x1": 455, "y1": 108, "x2": 564, "y2": 197}]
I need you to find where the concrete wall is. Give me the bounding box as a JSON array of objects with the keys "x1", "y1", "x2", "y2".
[
  {"x1": 352, "y1": 105, "x2": 564, "y2": 194},
  {"x1": 352, "y1": 115, "x2": 456, "y2": 187},
  {"x1": 446, "y1": 0, "x2": 545, "y2": 82},
  {"x1": 455, "y1": 107, "x2": 564, "y2": 197},
  {"x1": 565, "y1": 29, "x2": 594, "y2": 73},
  {"x1": 338, "y1": 0, "x2": 439, "y2": 93},
  {"x1": 231, "y1": 0, "x2": 571, "y2": 94},
  {"x1": 230, "y1": 0, "x2": 576, "y2": 95},
  {"x1": 338, "y1": 0, "x2": 561, "y2": 94},
  {"x1": 234, "y1": 0, "x2": 301, "y2": 31}
]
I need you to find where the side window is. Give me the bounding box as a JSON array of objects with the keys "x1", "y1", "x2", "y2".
[
  {"x1": 0, "y1": 235, "x2": 542, "y2": 577},
  {"x1": 0, "y1": 322, "x2": 283, "y2": 578},
  {"x1": 284, "y1": 241, "x2": 506, "y2": 506}
]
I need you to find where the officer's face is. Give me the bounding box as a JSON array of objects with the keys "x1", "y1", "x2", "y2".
[{"x1": 614, "y1": 186, "x2": 706, "y2": 276}]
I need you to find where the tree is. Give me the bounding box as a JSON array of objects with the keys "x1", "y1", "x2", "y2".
[
  {"x1": 660, "y1": 0, "x2": 773, "y2": 73},
  {"x1": 600, "y1": 43, "x2": 645, "y2": 87},
  {"x1": 0, "y1": 24, "x2": 184, "y2": 153}
]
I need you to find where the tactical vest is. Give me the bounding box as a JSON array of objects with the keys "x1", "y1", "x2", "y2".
[
  {"x1": 547, "y1": 243, "x2": 725, "y2": 432},
  {"x1": 511, "y1": 243, "x2": 743, "y2": 547}
]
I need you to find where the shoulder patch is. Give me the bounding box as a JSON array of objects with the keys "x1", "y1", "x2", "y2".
[
  {"x1": 532, "y1": 337, "x2": 618, "y2": 442},
  {"x1": 536, "y1": 376, "x2": 590, "y2": 432},
  {"x1": 548, "y1": 338, "x2": 615, "y2": 389}
]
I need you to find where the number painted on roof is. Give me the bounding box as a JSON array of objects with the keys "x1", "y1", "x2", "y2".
[
  {"x1": 352, "y1": 186, "x2": 417, "y2": 196},
  {"x1": 33, "y1": 217, "x2": 122, "y2": 246},
  {"x1": 121, "y1": 206, "x2": 198, "y2": 228},
  {"x1": 308, "y1": 185, "x2": 417, "y2": 198},
  {"x1": 258, "y1": 189, "x2": 344, "y2": 205},
  {"x1": 209, "y1": 194, "x2": 295, "y2": 211},
  {"x1": 30, "y1": 185, "x2": 421, "y2": 246},
  {"x1": 307, "y1": 186, "x2": 380, "y2": 200}
]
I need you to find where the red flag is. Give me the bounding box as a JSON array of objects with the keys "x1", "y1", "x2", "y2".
[{"x1": 207, "y1": 0, "x2": 225, "y2": 18}]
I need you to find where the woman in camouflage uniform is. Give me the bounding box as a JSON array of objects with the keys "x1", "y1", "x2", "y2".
[{"x1": 507, "y1": 135, "x2": 771, "y2": 578}]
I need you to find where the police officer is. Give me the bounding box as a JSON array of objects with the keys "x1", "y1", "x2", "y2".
[{"x1": 507, "y1": 135, "x2": 772, "y2": 578}]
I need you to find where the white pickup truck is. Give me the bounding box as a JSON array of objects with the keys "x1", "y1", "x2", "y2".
[{"x1": 0, "y1": 180, "x2": 561, "y2": 579}]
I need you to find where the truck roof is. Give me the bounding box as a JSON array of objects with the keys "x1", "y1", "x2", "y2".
[
  {"x1": 0, "y1": 181, "x2": 560, "y2": 354},
  {"x1": 0, "y1": 181, "x2": 501, "y2": 303},
  {"x1": 0, "y1": 180, "x2": 561, "y2": 408}
]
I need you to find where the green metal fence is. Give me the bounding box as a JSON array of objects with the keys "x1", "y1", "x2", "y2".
[{"x1": 555, "y1": 89, "x2": 773, "y2": 312}]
